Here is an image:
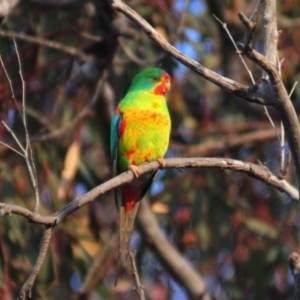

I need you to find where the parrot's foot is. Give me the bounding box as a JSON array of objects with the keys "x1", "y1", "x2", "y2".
[
  {"x1": 129, "y1": 165, "x2": 140, "y2": 178},
  {"x1": 157, "y1": 158, "x2": 166, "y2": 169}
]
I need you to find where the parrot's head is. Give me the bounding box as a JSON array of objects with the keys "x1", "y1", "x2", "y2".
[{"x1": 129, "y1": 68, "x2": 171, "y2": 96}]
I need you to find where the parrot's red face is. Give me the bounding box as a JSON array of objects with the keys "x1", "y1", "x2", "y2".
[{"x1": 153, "y1": 73, "x2": 171, "y2": 96}]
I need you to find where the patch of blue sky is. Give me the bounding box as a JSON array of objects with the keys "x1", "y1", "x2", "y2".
[
  {"x1": 189, "y1": 0, "x2": 206, "y2": 15},
  {"x1": 173, "y1": 0, "x2": 205, "y2": 16},
  {"x1": 76, "y1": 182, "x2": 88, "y2": 196},
  {"x1": 175, "y1": 23, "x2": 201, "y2": 80},
  {"x1": 185, "y1": 27, "x2": 201, "y2": 42},
  {"x1": 70, "y1": 272, "x2": 82, "y2": 292},
  {"x1": 173, "y1": 0, "x2": 185, "y2": 11},
  {"x1": 151, "y1": 177, "x2": 165, "y2": 196},
  {"x1": 174, "y1": 39, "x2": 197, "y2": 80},
  {"x1": 170, "y1": 279, "x2": 189, "y2": 300},
  {"x1": 8, "y1": 107, "x2": 15, "y2": 127}
]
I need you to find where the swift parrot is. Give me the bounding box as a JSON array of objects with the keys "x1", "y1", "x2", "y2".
[{"x1": 110, "y1": 68, "x2": 171, "y2": 283}]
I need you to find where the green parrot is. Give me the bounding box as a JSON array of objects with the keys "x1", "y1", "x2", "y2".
[{"x1": 110, "y1": 68, "x2": 171, "y2": 282}]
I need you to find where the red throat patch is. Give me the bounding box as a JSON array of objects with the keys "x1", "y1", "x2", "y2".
[
  {"x1": 153, "y1": 74, "x2": 171, "y2": 96},
  {"x1": 153, "y1": 83, "x2": 167, "y2": 96}
]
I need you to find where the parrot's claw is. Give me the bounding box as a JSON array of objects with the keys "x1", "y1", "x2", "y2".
[
  {"x1": 129, "y1": 165, "x2": 140, "y2": 178},
  {"x1": 157, "y1": 158, "x2": 166, "y2": 169}
]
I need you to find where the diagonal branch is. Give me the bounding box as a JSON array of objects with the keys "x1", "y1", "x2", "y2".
[
  {"x1": 18, "y1": 227, "x2": 53, "y2": 300},
  {"x1": 110, "y1": 0, "x2": 267, "y2": 105},
  {"x1": 0, "y1": 29, "x2": 91, "y2": 61},
  {"x1": 31, "y1": 72, "x2": 107, "y2": 142},
  {"x1": 0, "y1": 157, "x2": 298, "y2": 227}
]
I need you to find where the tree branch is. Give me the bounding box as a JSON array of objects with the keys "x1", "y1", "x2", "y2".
[
  {"x1": 237, "y1": 9, "x2": 300, "y2": 195},
  {"x1": 18, "y1": 227, "x2": 53, "y2": 299},
  {"x1": 0, "y1": 29, "x2": 91, "y2": 62},
  {"x1": 0, "y1": 157, "x2": 298, "y2": 227},
  {"x1": 129, "y1": 251, "x2": 145, "y2": 300},
  {"x1": 171, "y1": 121, "x2": 280, "y2": 157},
  {"x1": 262, "y1": 0, "x2": 278, "y2": 69},
  {"x1": 109, "y1": 0, "x2": 300, "y2": 194},
  {"x1": 110, "y1": 0, "x2": 267, "y2": 105},
  {"x1": 31, "y1": 72, "x2": 107, "y2": 142}
]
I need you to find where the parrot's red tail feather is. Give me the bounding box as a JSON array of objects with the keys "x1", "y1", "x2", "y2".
[{"x1": 122, "y1": 183, "x2": 144, "y2": 212}]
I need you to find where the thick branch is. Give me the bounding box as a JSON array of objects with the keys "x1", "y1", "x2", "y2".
[
  {"x1": 0, "y1": 157, "x2": 298, "y2": 226},
  {"x1": 262, "y1": 0, "x2": 278, "y2": 68},
  {"x1": 237, "y1": 10, "x2": 300, "y2": 191}
]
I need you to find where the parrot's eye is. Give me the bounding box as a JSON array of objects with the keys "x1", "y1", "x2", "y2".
[{"x1": 152, "y1": 77, "x2": 158, "y2": 81}]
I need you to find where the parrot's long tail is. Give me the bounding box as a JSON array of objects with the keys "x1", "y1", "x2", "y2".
[{"x1": 114, "y1": 201, "x2": 141, "y2": 286}]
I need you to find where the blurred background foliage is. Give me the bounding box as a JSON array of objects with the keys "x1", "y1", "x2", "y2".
[{"x1": 0, "y1": 0, "x2": 300, "y2": 299}]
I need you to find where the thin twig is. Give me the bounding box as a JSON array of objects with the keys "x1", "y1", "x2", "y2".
[
  {"x1": 2, "y1": 121, "x2": 25, "y2": 151},
  {"x1": 0, "y1": 140, "x2": 24, "y2": 156},
  {"x1": 249, "y1": 0, "x2": 265, "y2": 23},
  {"x1": 0, "y1": 29, "x2": 91, "y2": 61},
  {"x1": 213, "y1": 13, "x2": 280, "y2": 143},
  {"x1": 18, "y1": 227, "x2": 53, "y2": 300},
  {"x1": 119, "y1": 38, "x2": 149, "y2": 65},
  {"x1": 176, "y1": 0, "x2": 189, "y2": 35},
  {"x1": 213, "y1": 14, "x2": 255, "y2": 84},
  {"x1": 13, "y1": 40, "x2": 41, "y2": 212},
  {"x1": 263, "y1": 106, "x2": 280, "y2": 140},
  {"x1": 280, "y1": 121, "x2": 285, "y2": 172},
  {"x1": 32, "y1": 72, "x2": 107, "y2": 142},
  {"x1": 129, "y1": 251, "x2": 145, "y2": 300},
  {"x1": 289, "y1": 81, "x2": 298, "y2": 98},
  {"x1": 0, "y1": 55, "x2": 22, "y2": 116}
]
